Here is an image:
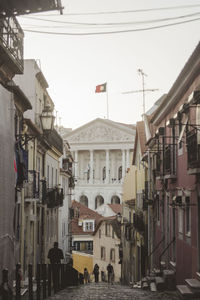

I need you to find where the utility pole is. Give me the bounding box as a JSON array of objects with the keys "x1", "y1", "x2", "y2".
[{"x1": 122, "y1": 69, "x2": 158, "y2": 115}]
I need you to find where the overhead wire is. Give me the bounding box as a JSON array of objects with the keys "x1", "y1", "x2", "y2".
[
  {"x1": 23, "y1": 17, "x2": 200, "y2": 35},
  {"x1": 26, "y1": 4, "x2": 200, "y2": 16},
  {"x1": 20, "y1": 11, "x2": 200, "y2": 26}
]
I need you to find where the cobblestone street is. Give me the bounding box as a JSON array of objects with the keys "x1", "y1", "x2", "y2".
[{"x1": 47, "y1": 283, "x2": 181, "y2": 300}]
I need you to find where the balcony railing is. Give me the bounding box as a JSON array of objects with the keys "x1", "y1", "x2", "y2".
[
  {"x1": 24, "y1": 170, "x2": 40, "y2": 199},
  {"x1": 0, "y1": 17, "x2": 23, "y2": 75},
  {"x1": 164, "y1": 144, "x2": 177, "y2": 176},
  {"x1": 45, "y1": 129, "x2": 63, "y2": 154},
  {"x1": 186, "y1": 129, "x2": 200, "y2": 168},
  {"x1": 46, "y1": 187, "x2": 64, "y2": 208},
  {"x1": 133, "y1": 212, "x2": 145, "y2": 233},
  {"x1": 62, "y1": 158, "x2": 72, "y2": 174},
  {"x1": 0, "y1": 0, "x2": 63, "y2": 16}
]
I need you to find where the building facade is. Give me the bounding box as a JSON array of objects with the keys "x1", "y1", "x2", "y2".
[
  {"x1": 63, "y1": 118, "x2": 135, "y2": 210},
  {"x1": 148, "y1": 42, "x2": 200, "y2": 285}
]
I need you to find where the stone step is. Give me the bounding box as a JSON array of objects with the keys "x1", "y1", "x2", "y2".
[
  {"x1": 150, "y1": 282, "x2": 157, "y2": 292},
  {"x1": 185, "y1": 278, "x2": 200, "y2": 295},
  {"x1": 177, "y1": 285, "x2": 194, "y2": 299},
  {"x1": 163, "y1": 269, "x2": 175, "y2": 279},
  {"x1": 155, "y1": 276, "x2": 165, "y2": 291}
]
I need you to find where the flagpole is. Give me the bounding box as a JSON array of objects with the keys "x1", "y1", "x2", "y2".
[{"x1": 106, "y1": 82, "x2": 109, "y2": 119}]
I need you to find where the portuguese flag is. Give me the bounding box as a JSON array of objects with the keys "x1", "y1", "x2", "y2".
[{"x1": 95, "y1": 82, "x2": 107, "y2": 93}]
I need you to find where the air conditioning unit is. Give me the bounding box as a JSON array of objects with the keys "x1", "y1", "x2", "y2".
[{"x1": 78, "y1": 220, "x2": 82, "y2": 226}]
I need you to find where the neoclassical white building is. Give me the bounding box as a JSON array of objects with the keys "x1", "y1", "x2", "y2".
[{"x1": 63, "y1": 118, "x2": 135, "y2": 211}]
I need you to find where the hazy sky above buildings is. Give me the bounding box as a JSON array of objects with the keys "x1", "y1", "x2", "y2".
[{"x1": 17, "y1": 0, "x2": 200, "y2": 130}]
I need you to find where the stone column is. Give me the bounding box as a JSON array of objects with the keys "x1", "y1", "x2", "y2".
[
  {"x1": 106, "y1": 150, "x2": 110, "y2": 184},
  {"x1": 122, "y1": 149, "x2": 126, "y2": 178},
  {"x1": 89, "y1": 150, "x2": 94, "y2": 184},
  {"x1": 74, "y1": 150, "x2": 78, "y2": 180}
]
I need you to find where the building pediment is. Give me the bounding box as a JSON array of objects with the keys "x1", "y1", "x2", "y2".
[{"x1": 64, "y1": 118, "x2": 135, "y2": 144}]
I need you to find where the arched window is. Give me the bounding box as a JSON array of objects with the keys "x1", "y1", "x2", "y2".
[
  {"x1": 80, "y1": 195, "x2": 88, "y2": 207},
  {"x1": 118, "y1": 166, "x2": 122, "y2": 181},
  {"x1": 102, "y1": 167, "x2": 106, "y2": 181},
  {"x1": 95, "y1": 195, "x2": 104, "y2": 209},
  {"x1": 111, "y1": 195, "x2": 120, "y2": 204}
]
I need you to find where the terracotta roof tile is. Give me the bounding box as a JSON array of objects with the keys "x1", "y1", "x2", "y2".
[{"x1": 108, "y1": 204, "x2": 122, "y2": 214}]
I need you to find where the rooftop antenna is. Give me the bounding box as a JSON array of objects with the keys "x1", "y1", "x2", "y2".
[{"x1": 122, "y1": 69, "x2": 158, "y2": 115}]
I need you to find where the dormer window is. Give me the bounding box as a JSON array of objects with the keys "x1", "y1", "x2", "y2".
[{"x1": 83, "y1": 220, "x2": 95, "y2": 232}]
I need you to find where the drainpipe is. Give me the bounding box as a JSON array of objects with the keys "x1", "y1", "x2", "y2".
[
  {"x1": 20, "y1": 187, "x2": 25, "y2": 274},
  {"x1": 147, "y1": 150, "x2": 152, "y2": 272}
]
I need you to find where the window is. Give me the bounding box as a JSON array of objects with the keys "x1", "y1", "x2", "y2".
[
  {"x1": 110, "y1": 248, "x2": 115, "y2": 262},
  {"x1": 185, "y1": 196, "x2": 191, "y2": 236},
  {"x1": 178, "y1": 205, "x2": 183, "y2": 234},
  {"x1": 51, "y1": 167, "x2": 54, "y2": 187},
  {"x1": 55, "y1": 169, "x2": 57, "y2": 185},
  {"x1": 102, "y1": 167, "x2": 106, "y2": 181},
  {"x1": 118, "y1": 166, "x2": 122, "y2": 181},
  {"x1": 112, "y1": 228, "x2": 114, "y2": 239},
  {"x1": 101, "y1": 247, "x2": 106, "y2": 260},
  {"x1": 105, "y1": 224, "x2": 110, "y2": 236},
  {"x1": 47, "y1": 165, "x2": 49, "y2": 187},
  {"x1": 83, "y1": 221, "x2": 94, "y2": 232},
  {"x1": 99, "y1": 229, "x2": 101, "y2": 239}
]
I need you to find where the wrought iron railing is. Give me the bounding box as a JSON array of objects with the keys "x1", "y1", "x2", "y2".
[
  {"x1": 186, "y1": 129, "x2": 200, "y2": 168},
  {"x1": 24, "y1": 170, "x2": 40, "y2": 199},
  {"x1": 45, "y1": 129, "x2": 63, "y2": 154},
  {"x1": 0, "y1": 17, "x2": 23, "y2": 73},
  {"x1": 46, "y1": 187, "x2": 64, "y2": 208}
]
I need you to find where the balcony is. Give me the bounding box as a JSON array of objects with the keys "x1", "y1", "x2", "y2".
[
  {"x1": 24, "y1": 170, "x2": 40, "y2": 199},
  {"x1": 186, "y1": 129, "x2": 200, "y2": 170},
  {"x1": 0, "y1": 0, "x2": 63, "y2": 16},
  {"x1": 164, "y1": 144, "x2": 177, "y2": 177},
  {"x1": 0, "y1": 17, "x2": 23, "y2": 83},
  {"x1": 62, "y1": 158, "x2": 72, "y2": 174},
  {"x1": 133, "y1": 212, "x2": 145, "y2": 233},
  {"x1": 46, "y1": 186, "x2": 64, "y2": 208},
  {"x1": 45, "y1": 129, "x2": 63, "y2": 154}
]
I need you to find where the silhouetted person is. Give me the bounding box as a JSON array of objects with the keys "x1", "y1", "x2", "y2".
[
  {"x1": 83, "y1": 268, "x2": 89, "y2": 284},
  {"x1": 107, "y1": 263, "x2": 114, "y2": 285},
  {"x1": 47, "y1": 242, "x2": 64, "y2": 264},
  {"x1": 48, "y1": 242, "x2": 64, "y2": 292},
  {"x1": 93, "y1": 264, "x2": 99, "y2": 283}
]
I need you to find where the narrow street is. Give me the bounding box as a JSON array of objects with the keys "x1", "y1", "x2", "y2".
[{"x1": 47, "y1": 283, "x2": 180, "y2": 300}]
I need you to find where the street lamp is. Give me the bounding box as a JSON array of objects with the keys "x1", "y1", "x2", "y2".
[{"x1": 40, "y1": 105, "x2": 55, "y2": 132}]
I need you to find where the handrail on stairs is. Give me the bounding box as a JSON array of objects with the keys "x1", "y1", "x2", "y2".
[
  {"x1": 148, "y1": 235, "x2": 165, "y2": 258},
  {"x1": 159, "y1": 236, "x2": 176, "y2": 271}
]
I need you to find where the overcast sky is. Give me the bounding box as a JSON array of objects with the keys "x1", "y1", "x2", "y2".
[{"x1": 17, "y1": 0, "x2": 200, "y2": 130}]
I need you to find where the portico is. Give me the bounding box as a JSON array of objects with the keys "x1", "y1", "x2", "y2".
[{"x1": 64, "y1": 118, "x2": 135, "y2": 211}]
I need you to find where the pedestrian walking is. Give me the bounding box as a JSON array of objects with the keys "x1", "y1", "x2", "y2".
[
  {"x1": 83, "y1": 268, "x2": 89, "y2": 284},
  {"x1": 93, "y1": 263, "x2": 99, "y2": 283},
  {"x1": 107, "y1": 263, "x2": 114, "y2": 285},
  {"x1": 47, "y1": 242, "x2": 64, "y2": 292}
]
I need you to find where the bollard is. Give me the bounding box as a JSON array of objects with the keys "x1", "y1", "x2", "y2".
[
  {"x1": 0, "y1": 269, "x2": 13, "y2": 300},
  {"x1": 28, "y1": 264, "x2": 33, "y2": 300},
  {"x1": 61, "y1": 264, "x2": 64, "y2": 289},
  {"x1": 36, "y1": 264, "x2": 41, "y2": 300},
  {"x1": 47, "y1": 264, "x2": 51, "y2": 297},
  {"x1": 16, "y1": 263, "x2": 21, "y2": 300},
  {"x1": 42, "y1": 264, "x2": 47, "y2": 299}
]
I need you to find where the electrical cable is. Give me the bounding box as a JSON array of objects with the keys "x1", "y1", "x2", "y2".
[
  {"x1": 25, "y1": 4, "x2": 200, "y2": 16},
  {"x1": 20, "y1": 11, "x2": 200, "y2": 26},
  {"x1": 23, "y1": 17, "x2": 200, "y2": 36}
]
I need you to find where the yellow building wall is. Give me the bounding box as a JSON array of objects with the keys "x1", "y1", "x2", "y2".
[
  {"x1": 72, "y1": 252, "x2": 93, "y2": 275},
  {"x1": 122, "y1": 165, "x2": 136, "y2": 202}
]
